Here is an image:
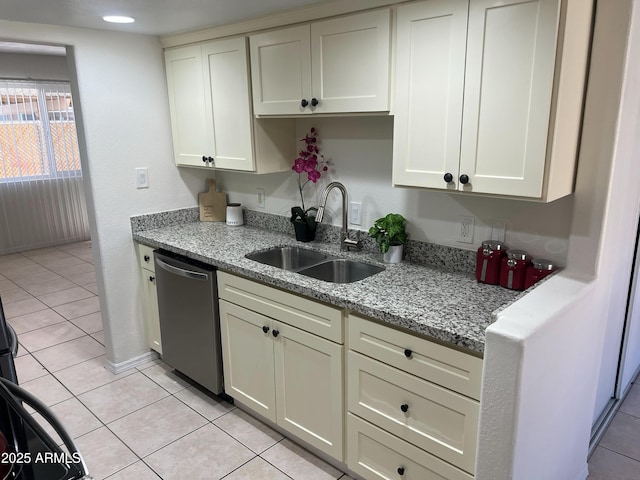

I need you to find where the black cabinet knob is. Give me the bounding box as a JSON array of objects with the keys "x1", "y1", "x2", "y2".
[
  {"x1": 272, "y1": 329, "x2": 280, "y2": 338},
  {"x1": 262, "y1": 325, "x2": 270, "y2": 334},
  {"x1": 443, "y1": 173, "x2": 453, "y2": 183},
  {"x1": 400, "y1": 403, "x2": 409, "y2": 413},
  {"x1": 311, "y1": 97, "x2": 319, "y2": 107},
  {"x1": 459, "y1": 174, "x2": 470, "y2": 184},
  {"x1": 404, "y1": 349, "x2": 412, "y2": 358},
  {"x1": 202, "y1": 155, "x2": 207, "y2": 162},
  {"x1": 208, "y1": 156, "x2": 215, "y2": 164},
  {"x1": 301, "y1": 99, "x2": 309, "y2": 108},
  {"x1": 397, "y1": 467, "x2": 405, "y2": 476},
  {"x1": 149, "y1": 275, "x2": 155, "y2": 282},
  {"x1": 143, "y1": 255, "x2": 150, "y2": 262}
]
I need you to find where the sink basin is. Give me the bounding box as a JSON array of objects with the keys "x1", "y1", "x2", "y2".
[
  {"x1": 245, "y1": 246, "x2": 328, "y2": 270},
  {"x1": 298, "y1": 259, "x2": 384, "y2": 284}
]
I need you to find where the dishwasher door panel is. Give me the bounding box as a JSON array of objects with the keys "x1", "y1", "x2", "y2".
[{"x1": 154, "y1": 251, "x2": 223, "y2": 395}]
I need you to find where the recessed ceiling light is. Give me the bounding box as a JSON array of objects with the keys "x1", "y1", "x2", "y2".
[{"x1": 102, "y1": 15, "x2": 135, "y2": 24}]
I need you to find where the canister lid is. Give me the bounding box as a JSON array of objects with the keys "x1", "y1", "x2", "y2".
[
  {"x1": 532, "y1": 259, "x2": 556, "y2": 270},
  {"x1": 481, "y1": 240, "x2": 506, "y2": 251},
  {"x1": 506, "y1": 249, "x2": 529, "y2": 261}
]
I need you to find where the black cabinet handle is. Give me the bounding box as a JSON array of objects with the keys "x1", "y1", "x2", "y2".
[
  {"x1": 143, "y1": 255, "x2": 150, "y2": 262},
  {"x1": 262, "y1": 325, "x2": 270, "y2": 334},
  {"x1": 459, "y1": 174, "x2": 470, "y2": 185},
  {"x1": 397, "y1": 466, "x2": 405, "y2": 475},
  {"x1": 272, "y1": 329, "x2": 280, "y2": 338},
  {"x1": 208, "y1": 156, "x2": 215, "y2": 164},
  {"x1": 400, "y1": 403, "x2": 409, "y2": 413},
  {"x1": 443, "y1": 173, "x2": 453, "y2": 183},
  {"x1": 149, "y1": 275, "x2": 155, "y2": 282},
  {"x1": 301, "y1": 99, "x2": 309, "y2": 108},
  {"x1": 404, "y1": 349, "x2": 412, "y2": 358},
  {"x1": 202, "y1": 155, "x2": 207, "y2": 163},
  {"x1": 311, "y1": 97, "x2": 319, "y2": 107}
]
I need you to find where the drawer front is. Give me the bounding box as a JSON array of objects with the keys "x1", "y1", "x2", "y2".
[
  {"x1": 136, "y1": 243, "x2": 156, "y2": 272},
  {"x1": 218, "y1": 271, "x2": 344, "y2": 343},
  {"x1": 348, "y1": 351, "x2": 478, "y2": 474},
  {"x1": 346, "y1": 414, "x2": 473, "y2": 480},
  {"x1": 347, "y1": 313, "x2": 482, "y2": 399}
]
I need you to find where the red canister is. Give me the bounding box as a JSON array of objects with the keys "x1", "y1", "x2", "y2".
[
  {"x1": 500, "y1": 250, "x2": 530, "y2": 290},
  {"x1": 524, "y1": 259, "x2": 557, "y2": 289},
  {"x1": 476, "y1": 241, "x2": 506, "y2": 284}
]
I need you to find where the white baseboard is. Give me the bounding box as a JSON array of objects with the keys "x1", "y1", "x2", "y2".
[{"x1": 104, "y1": 350, "x2": 159, "y2": 374}]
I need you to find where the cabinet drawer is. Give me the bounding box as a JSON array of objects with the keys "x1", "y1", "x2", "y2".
[
  {"x1": 136, "y1": 243, "x2": 156, "y2": 272},
  {"x1": 347, "y1": 351, "x2": 478, "y2": 474},
  {"x1": 346, "y1": 414, "x2": 473, "y2": 480},
  {"x1": 347, "y1": 313, "x2": 482, "y2": 399},
  {"x1": 218, "y1": 271, "x2": 343, "y2": 343}
]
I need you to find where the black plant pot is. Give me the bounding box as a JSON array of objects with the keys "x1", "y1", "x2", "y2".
[{"x1": 292, "y1": 219, "x2": 316, "y2": 242}]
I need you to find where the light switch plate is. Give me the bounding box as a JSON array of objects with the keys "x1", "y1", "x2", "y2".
[{"x1": 135, "y1": 167, "x2": 149, "y2": 189}]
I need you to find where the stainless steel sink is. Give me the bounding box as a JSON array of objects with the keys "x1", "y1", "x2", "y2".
[
  {"x1": 298, "y1": 259, "x2": 384, "y2": 284},
  {"x1": 245, "y1": 246, "x2": 328, "y2": 270},
  {"x1": 246, "y1": 246, "x2": 384, "y2": 283}
]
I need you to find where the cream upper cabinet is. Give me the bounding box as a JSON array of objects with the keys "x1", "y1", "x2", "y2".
[
  {"x1": 392, "y1": 0, "x2": 468, "y2": 190},
  {"x1": 393, "y1": 0, "x2": 592, "y2": 201},
  {"x1": 165, "y1": 44, "x2": 214, "y2": 168},
  {"x1": 250, "y1": 9, "x2": 391, "y2": 115},
  {"x1": 165, "y1": 37, "x2": 294, "y2": 172}
]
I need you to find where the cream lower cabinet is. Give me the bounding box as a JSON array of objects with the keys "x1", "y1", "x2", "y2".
[
  {"x1": 346, "y1": 313, "x2": 482, "y2": 479},
  {"x1": 217, "y1": 272, "x2": 344, "y2": 461},
  {"x1": 393, "y1": 0, "x2": 593, "y2": 201},
  {"x1": 135, "y1": 243, "x2": 162, "y2": 354}
]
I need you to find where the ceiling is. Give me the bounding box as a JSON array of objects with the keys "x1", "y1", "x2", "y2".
[{"x1": 0, "y1": 0, "x2": 332, "y2": 37}]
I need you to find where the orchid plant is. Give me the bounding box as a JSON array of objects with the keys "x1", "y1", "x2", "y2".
[{"x1": 290, "y1": 127, "x2": 328, "y2": 228}]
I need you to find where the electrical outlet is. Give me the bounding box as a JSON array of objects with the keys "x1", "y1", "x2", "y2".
[
  {"x1": 256, "y1": 188, "x2": 265, "y2": 209},
  {"x1": 349, "y1": 202, "x2": 362, "y2": 226},
  {"x1": 135, "y1": 167, "x2": 148, "y2": 189},
  {"x1": 456, "y1": 216, "x2": 475, "y2": 244}
]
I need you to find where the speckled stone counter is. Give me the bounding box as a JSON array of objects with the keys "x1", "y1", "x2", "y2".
[{"x1": 132, "y1": 218, "x2": 523, "y2": 354}]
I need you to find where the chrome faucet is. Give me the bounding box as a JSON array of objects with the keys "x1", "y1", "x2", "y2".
[{"x1": 315, "y1": 182, "x2": 362, "y2": 252}]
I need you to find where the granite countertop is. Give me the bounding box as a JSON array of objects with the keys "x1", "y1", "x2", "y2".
[{"x1": 133, "y1": 220, "x2": 523, "y2": 354}]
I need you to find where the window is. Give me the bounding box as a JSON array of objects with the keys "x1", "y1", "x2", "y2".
[{"x1": 0, "y1": 80, "x2": 81, "y2": 181}]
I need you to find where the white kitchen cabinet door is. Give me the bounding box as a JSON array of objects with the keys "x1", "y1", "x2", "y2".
[
  {"x1": 219, "y1": 300, "x2": 276, "y2": 422},
  {"x1": 250, "y1": 25, "x2": 312, "y2": 115},
  {"x1": 201, "y1": 38, "x2": 255, "y2": 171},
  {"x1": 165, "y1": 45, "x2": 215, "y2": 168},
  {"x1": 142, "y1": 270, "x2": 162, "y2": 354},
  {"x1": 392, "y1": 0, "x2": 468, "y2": 189},
  {"x1": 347, "y1": 414, "x2": 473, "y2": 480},
  {"x1": 274, "y1": 321, "x2": 344, "y2": 460},
  {"x1": 459, "y1": 0, "x2": 560, "y2": 197},
  {"x1": 311, "y1": 9, "x2": 391, "y2": 113}
]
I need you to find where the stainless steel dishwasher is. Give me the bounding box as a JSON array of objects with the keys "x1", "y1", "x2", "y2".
[{"x1": 154, "y1": 250, "x2": 223, "y2": 395}]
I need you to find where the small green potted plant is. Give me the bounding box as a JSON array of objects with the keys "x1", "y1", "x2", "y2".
[
  {"x1": 290, "y1": 127, "x2": 329, "y2": 242},
  {"x1": 369, "y1": 213, "x2": 408, "y2": 263}
]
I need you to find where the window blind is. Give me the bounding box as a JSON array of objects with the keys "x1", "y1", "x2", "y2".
[{"x1": 0, "y1": 79, "x2": 90, "y2": 254}]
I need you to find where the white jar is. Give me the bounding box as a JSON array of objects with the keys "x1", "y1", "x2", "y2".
[{"x1": 226, "y1": 203, "x2": 244, "y2": 226}]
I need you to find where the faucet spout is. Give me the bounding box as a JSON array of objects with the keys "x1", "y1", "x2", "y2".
[{"x1": 316, "y1": 181, "x2": 362, "y2": 252}]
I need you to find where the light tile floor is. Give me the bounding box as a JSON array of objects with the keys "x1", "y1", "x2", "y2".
[
  {"x1": 587, "y1": 380, "x2": 640, "y2": 479},
  {"x1": 2, "y1": 242, "x2": 636, "y2": 479},
  {"x1": 0, "y1": 242, "x2": 354, "y2": 480}
]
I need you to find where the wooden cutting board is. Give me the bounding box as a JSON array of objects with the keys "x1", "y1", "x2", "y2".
[{"x1": 199, "y1": 178, "x2": 227, "y2": 222}]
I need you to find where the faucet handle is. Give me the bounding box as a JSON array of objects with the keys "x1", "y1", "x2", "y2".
[{"x1": 342, "y1": 237, "x2": 363, "y2": 252}]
